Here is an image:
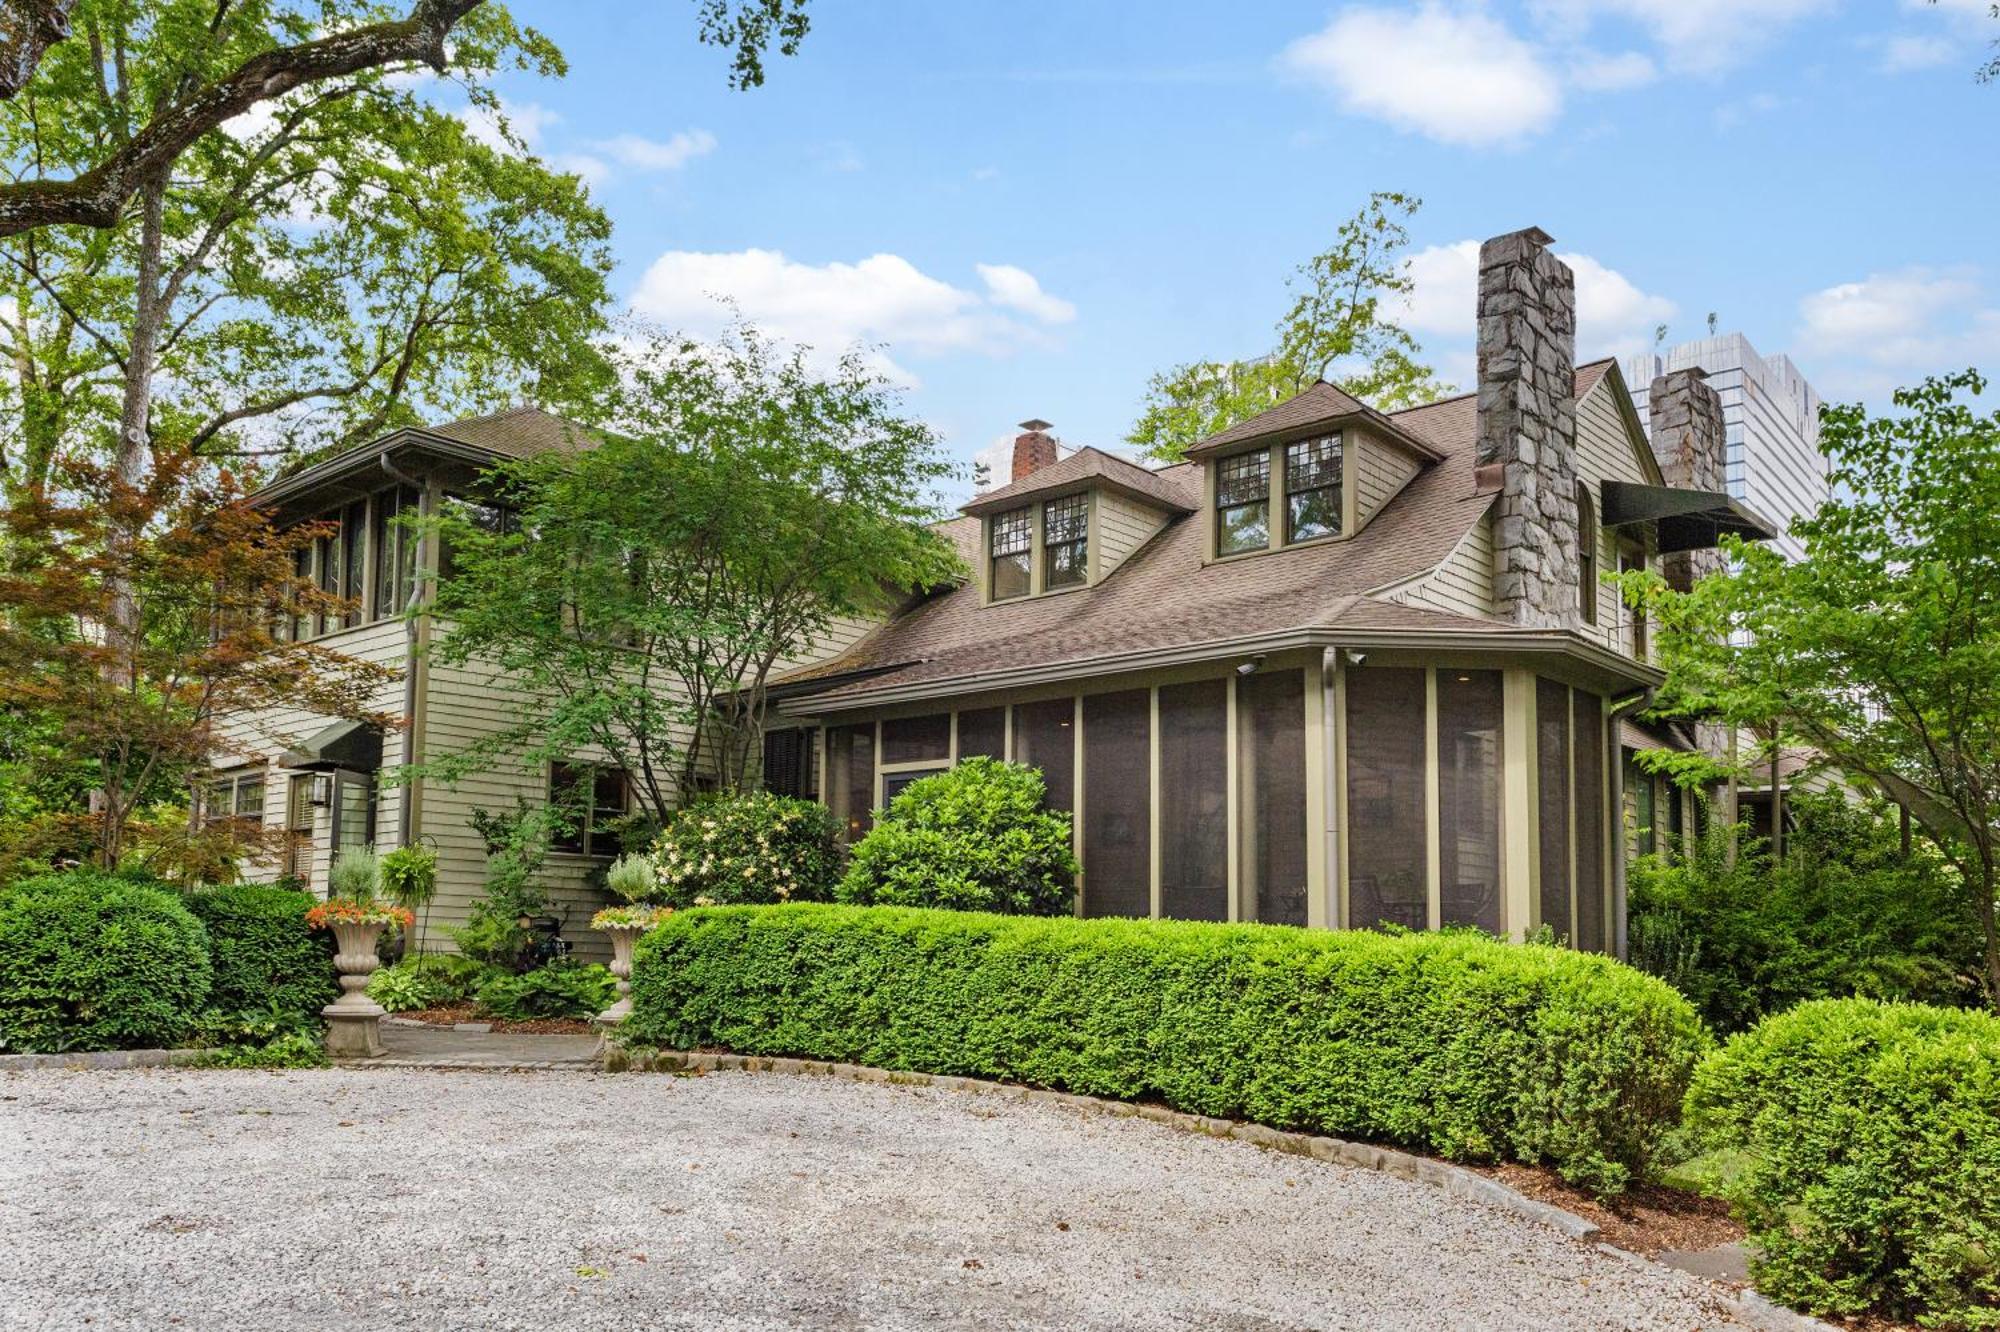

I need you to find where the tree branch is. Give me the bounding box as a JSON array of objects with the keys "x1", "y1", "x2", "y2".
[
  {"x1": 0, "y1": 0, "x2": 76, "y2": 100},
  {"x1": 0, "y1": 0, "x2": 481, "y2": 236}
]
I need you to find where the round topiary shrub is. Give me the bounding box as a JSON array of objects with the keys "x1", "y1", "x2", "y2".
[
  {"x1": 0, "y1": 871, "x2": 213, "y2": 1053},
  {"x1": 650, "y1": 791, "x2": 842, "y2": 908},
  {"x1": 182, "y1": 883, "x2": 336, "y2": 1035},
  {"x1": 836, "y1": 757, "x2": 1078, "y2": 916}
]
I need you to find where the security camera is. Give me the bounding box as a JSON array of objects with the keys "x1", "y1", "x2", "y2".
[
  {"x1": 1236, "y1": 654, "x2": 1266, "y2": 677},
  {"x1": 1343, "y1": 649, "x2": 1368, "y2": 667}
]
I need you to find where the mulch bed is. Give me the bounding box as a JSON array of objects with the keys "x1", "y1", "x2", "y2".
[
  {"x1": 390, "y1": 1005, "x2": 597, "y2": 1036},
  {"x1": 1468, "y1": 1163, "x2": 1743, "y2": 1257}
]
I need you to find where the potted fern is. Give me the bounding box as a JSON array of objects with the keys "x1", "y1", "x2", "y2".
[
  {"x1": 590, "y1": 853, "x2": 672, "y2": 1033},
  {"x1": 307, "y1": 848, "x2": 408, "y2": 1058}
]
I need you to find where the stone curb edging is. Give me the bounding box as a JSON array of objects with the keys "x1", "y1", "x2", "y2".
[
  {"x1": 0, "y1": 1047, "x2": 213, "y2": 1072},
  {"x1": 609, "y1": 1046, "x2": 1840, "y2": 1332},
  {"x1": 333, "y1": 1057, "x2": 597, "y2": 1072}
]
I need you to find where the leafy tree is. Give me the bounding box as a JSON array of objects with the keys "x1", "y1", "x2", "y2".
[
  {"x1": 1127, "y1": 191, "x2": 1450, "y2": 461},
  {"x1": 1618, "y1": 370, "x2": 2000, "y2": 1007},
  {"x1": 0, "y1": 448, "x2": 395, "y2": 869},
  {"x1": 419, "y1": 324, "x2": 963, "y2": 823},
  {"x1": 0, "y1": 0, "x2": 810, "y2": 233}
]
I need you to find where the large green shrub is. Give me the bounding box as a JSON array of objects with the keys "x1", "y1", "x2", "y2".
[
  {"x1": 650, "y1": 791, "x2": 841, "y2": 907},
  {"x1": 182, "y1": 883, "x2": 335, "y2": 1037},
  {"x1": 836, "y1": 758, "x2": 1077, "y2": 915},
  {"x1": 0, "y1": 871, "x2": 212, "y2": 1052},
  {"x1": 626, "y1": 904, "x2": 1709, "y2": 1194},
  {"x1": 1686, "y1": 999, "x2": 2000, "y2": 1328},
  {"x1": 1630, "y1": 793, "x2": 1982, "y2": 1032},
  {"x1": 476, "y1": 961, "x2": 617, "y2": 1021}
]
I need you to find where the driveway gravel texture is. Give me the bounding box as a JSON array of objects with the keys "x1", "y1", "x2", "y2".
[{"x1": 0, "y1": 1067, "x2": 1752, "y2": 1331}]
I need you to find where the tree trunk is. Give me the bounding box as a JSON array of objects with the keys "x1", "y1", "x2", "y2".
[
  {"x1": 1981, "y1": 860, "x2": 2000, "y2": 1014},
  {"x1": 1769, "y1": 747, "x2": 1783, "y2": 862}
]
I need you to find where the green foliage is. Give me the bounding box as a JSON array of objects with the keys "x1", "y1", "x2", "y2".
[
  {"x1": 651, "y1": 791, "x2": 841, "y2": 908},
  {"x1": 327, "y1": 848, "x2": 380, "y2": 903},
  {"x1": 379, "y1": 845, "x2": 439, "y2": 911},
  {"x1": 627, "y1": 904, "x2": 1711, "y2": 1195},
  {"x1": 1686, "y1": 999, "x2": 2000, "y2": 1327},
  {"x1": 193, "y1": 1030, "x2": 329, "y2": 1070},
  {"x1": 1128, "y1": 192, "x2": 1451, "y2": 460},
  {"x1": 476, "y1": 962, "x2": 617, "y2": 1021},
  {"x1": 604, "y1": 852, "x2": 658, "y2": 903},
  {"x1": 837, "y1": 758, "x2": 1078, "y2": 916},
  {"x1": 1630, "y1": 795, "x2": 1982, "y2": 1032},
  {"x1": 0, "y1": 870, "x2": 212, "y2": 1052},
  {"x1": 1618, "y1": 370, "x2": 2000, "y2": 1005},
  {"x1": 366, "y1": 954, "x2": 494, "y2": 1013},
  {"x1": 450, "y1": 802, "x2": 556, "y2": 968},
  {"x1": 181, "y1": 883, "x2": 336, "y2": 1037},
  {"x1": 421, "y1": 323, "x2": 963, "y2": 810}
]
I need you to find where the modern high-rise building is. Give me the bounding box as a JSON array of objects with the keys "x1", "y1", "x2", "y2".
[{"x1": 1623, "y1": 333, "x2": 1826, "y2": 561}]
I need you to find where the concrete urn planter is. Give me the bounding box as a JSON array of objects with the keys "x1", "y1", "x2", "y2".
[
  {"x1": 595, "y1": 924, "x2": 648, "y2": 1033},
  {"x1": 322, "y1": 920, "x2": 388, "y2": 1058}
]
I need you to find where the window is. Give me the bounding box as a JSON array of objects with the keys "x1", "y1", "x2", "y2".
[
  {"x1": 439, "y1": 493, "x2": 518, "y2": 585},
  {"x1": 881, "y1": 714, "x2": 950, "y2": 765},
  {"x1": 989, "y1": 507, "x2": 1032, "y2": 600},
  {"x1": 1285, "y1": 435, "x2": 1343, "y2": 543},
  {"x1": 826, "y1": 724, "x2": 875, "y2": 841},
  {"x1": 882, "y1": 766, "x2": 947, "y2": 807},
  {"x1": 549, "y1": 761, "x2": 628, "y2": 855},
  {"x1": 1536, "y1": 679, "x2": 1572, "y2": 940},
  {"x1": 341, "y1": 500, "x2": 367, "y2": 630},
  {"x1": 1043, "y1": 495, "x2": 1088, "y2": 589},
  {"x1": 1216, "y1": 451, "x2": 1271, "y2": 555},
  {"x1": 955, "y1": 707, "x2": 1006, "y2": 761},
  {"x1": 761, "y1": 728, "x2": 817, "y2": 799},
  {"x1": 1577, "y1": 482, "x2": 1598, "y2": 626},
  {"x1": 1438, "y1": 670, "x2": 1503, "y2": 935},
  {"x1": 290, "y1": 543, "x2": 314, "y2": 641},
  {"x1": 1346, "y1": 667, "x2": 1428, "y2": 931},
  {"x1": 203, "y1": 771, "x2": 266, "y2": 828},
  {"x1": 372, "y1": 486, "x2": 419, "y2": 621},
  {"x1": 1239, "y1": 670, "x2": 1308, "y2": 926}
]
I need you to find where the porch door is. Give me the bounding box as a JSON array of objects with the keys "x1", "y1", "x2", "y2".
[
  {"x1": 331, "y1": 770, "x2": 376, "y2": 854},
  {"x1": 283, "y1": 775, "x2": 315, "y2": 886}
]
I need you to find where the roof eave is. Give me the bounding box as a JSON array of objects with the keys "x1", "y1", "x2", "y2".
[
  {"x1": 246, "y1": 428, "x2": 508, "y2": 510},
  {"x1": 1183, "y1": 409, "x2": 1446, "y2": 465}
]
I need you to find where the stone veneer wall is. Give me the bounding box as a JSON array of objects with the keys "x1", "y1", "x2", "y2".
[
  {"x1": 1478, "y1": 227, "x2": 1580, "y2": 629},
  {"x1": 1647, "y1": 369, "x2": 1727, "y2": 592}
]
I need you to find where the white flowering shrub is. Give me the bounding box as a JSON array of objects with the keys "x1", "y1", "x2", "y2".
[{"x1": 650, "y1": 792, "x2": 843, "y2": 908}]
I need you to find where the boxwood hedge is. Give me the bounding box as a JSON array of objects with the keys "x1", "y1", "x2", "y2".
[
  {"x1": 625, "y1": 904, "x2": 1710, "y2": 1194},
  {"x1": 182, "y1": 883, "x2": 336, "y2": 1035},
  {"x1": 1685, "y1": 998, "x2": 2000, "y2": 1328},
  {"x1": 0, "y1": 871, "x2": 213, "y2": 1053}
]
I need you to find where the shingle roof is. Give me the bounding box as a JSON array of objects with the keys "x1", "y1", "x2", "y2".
[
  {"x1": 1184, "y1": 379, "x2": 1446, "y2": 462},
  {"x1": 423, "y1": 405, "x2": 602, "y2": 458},
  {"x1": 781, "y1": 361, "x2": 1630, "y2": 706},
  {"x1": 961, "y1": 446, "x2": 1194, "y2": 516}
]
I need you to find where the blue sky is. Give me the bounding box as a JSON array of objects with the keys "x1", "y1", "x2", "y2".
[{"x1": 484, "y1": 0, "x2": 1998, "y2": 496}]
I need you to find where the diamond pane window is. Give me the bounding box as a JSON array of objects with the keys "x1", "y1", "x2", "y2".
[
  {"x1": 1216, "y1": 451, "x2": 1271, "y2": 555},
  {"x1": 1043, "y1": 495, "x2": 1087, "y2": 589},
  {"x1": 1285, "y1": 435, "x2": 1342, "y2": 542},
  {"x1": 989, "y1": 507, "x2": 1031, "y2": 600}
]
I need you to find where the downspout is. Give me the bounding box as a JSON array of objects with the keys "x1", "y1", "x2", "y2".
[
  {"x1": 380, "y1": 453, "x2": 428, "y2": 848},
  {"x1": 1603, "y1": 687, "x2": 1655, "y2": 963}
]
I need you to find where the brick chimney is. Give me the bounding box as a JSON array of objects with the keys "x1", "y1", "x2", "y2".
[
  {"x1": 1012, "y1": 418, "x2": 1058, "y2": 482},
  {"x1": 1478, "y1": 227, "x2": 1580, "y2": 629},
  {"x1": 1648, "y1": 368, "x2": 1727, "y2": 591}
]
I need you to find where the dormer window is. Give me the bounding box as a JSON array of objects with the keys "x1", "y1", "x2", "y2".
[
  {"x1": 1216, "y1": 451, "x2": 1272, "y2": 555},
  {"x1": 989, "y1": 506, "x2": 1032, "y2": 600},
  {"x1": 1043, "y1": 495, "x2": 1088, "y2": 589},
  {"x1": 1285, "y1": 436, "x2": 1343, "y2": 542}
]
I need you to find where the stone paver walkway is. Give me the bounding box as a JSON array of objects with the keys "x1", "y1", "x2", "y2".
[{"x1": 360, "y1": 1019, "x2": 598, "y2": 1068}]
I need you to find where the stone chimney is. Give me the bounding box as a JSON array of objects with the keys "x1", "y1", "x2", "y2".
[
  {"x1": 1648, "y1": 368, "x2": 1727, "y2": 591},
  {"x1": 1012, "y1": 419, "x2": 1058, "y2": 482},
  {"x1": 1478, "y1": 227, "x2": 1579, "y2": 629}
]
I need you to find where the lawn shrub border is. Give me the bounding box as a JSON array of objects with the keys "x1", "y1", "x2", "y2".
[
  {"x1": 182, "y1": 882, "x2": 336, "y2": 1033},
  {"x1": 626, "y1": 904, "x2": 1710, "y2": 1194}
]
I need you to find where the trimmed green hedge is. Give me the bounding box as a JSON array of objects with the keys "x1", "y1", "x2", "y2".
[
  {"x1": 0, "y1": 871, "x2": 213, "y2": 1053},
  {"x1": 1686, "y1": 999, "x2": 2000, "y2": 1328},
  {"x1": 626, "y1": 904, "x2": 1710, "y2": 1194},
  {"x1": 182, "y1": 883, "x2": 335, "y2": 1035}
]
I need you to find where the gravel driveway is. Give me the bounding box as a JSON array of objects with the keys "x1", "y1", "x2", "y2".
[{"x1": 0, "y1": 1067, "x2": 1748, "y2": 1331}]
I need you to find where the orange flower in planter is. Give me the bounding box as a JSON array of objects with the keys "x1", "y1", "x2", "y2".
[{"x1": 305, "y1": 900, "x2": 415, "y2": 931}]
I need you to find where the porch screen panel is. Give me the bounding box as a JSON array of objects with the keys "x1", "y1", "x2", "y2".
[
  {"x1": 955, "y1": 707, "x2": 1006, "y2": 761},
  {"x1": 1159, "y1": 679, "x2": 1228, "y2": 921},
  {"x1": 1240, "y1": 670, "x2": 1308, "y2": 926},
  {"x1": 1014, "y1": 699, "x2": 1075, "y2": 814},
  {"x1": 1572, "y1": 689, "x2": 1607, "y2": 953},
  {"x1": 1438, "y1": 670, "x2": 1503, "y2": 934},
  {"x1": 1536, "y1": 679, "x2": 1572, "y2": 938},
  {"x1": 882, "y1": 714, "x2": 950, "y2": 765},
  {"x1": 1082, "y1": 690, "x2": 1151, "y2": 918},
  {"x1": 827, "y1": 724, "x2": 875, "y2": 840},
  {"x1": 1345, "y1": 666, "x2": 1428, "y2": 931}
]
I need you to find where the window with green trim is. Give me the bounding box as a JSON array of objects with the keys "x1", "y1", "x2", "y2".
[
  {"x1": 989, "y1": 507, "x2": 1032, "y2": 600},
  {"x1": 1043, "y1": 494, "x2": 1088, "y2": 588},
  {"x1": 1216, "y1": 451, "x2": 1271, "y2": 555},
  {"x1": 1285, "y1": 435, "x2": 1342, "y2": 542}
]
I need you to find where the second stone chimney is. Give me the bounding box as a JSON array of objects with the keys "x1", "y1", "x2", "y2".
[
  {"x1": 1478, "y1": 227, "x2": 1580, "y2": 629},
  {"x1": 1012, "y1": 419, "x2": 1058, "y2": 482},
  {"x1": 1647, "y1": 368, "x2": 1727, "y2": 591}
]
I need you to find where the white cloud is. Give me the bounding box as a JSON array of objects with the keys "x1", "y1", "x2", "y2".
[
  {"x1": 1713, "y1": 91, "x2": 1785, "y2": 129},
  {"x1": 1879, "y1": 33, "x2": 1958, "y2": 72},
  {"x1": 1279, "y1": 5, "x2": 1562, "y2": 147},
  {"x1": 627, "y1": 249, "x2": 1075, "y2": 385},
  {"x1": 593, "y1": 130, "x2": 718, "y2": 172},
  {"x1": 1396, "y1": 239, "x2": 1676, "y2": 360},
  {"x1": 1568, "y1": 48, "x2": 1658, "y2": 91},
  {"x1": 461, "y1": 99, "x2": 558, "y2": 153},
  {"x1": 1794, "y1": 267, "x2": 2000, "y2": 400},
  {"x1": 1529, "y1": 0, "x2": 1834, "y2": 74},
  {"x1": 976, "y1": 264, "x2": 1077, "y2": 324}
]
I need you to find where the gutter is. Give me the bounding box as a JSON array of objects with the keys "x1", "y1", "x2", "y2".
[{"x1": 1603, "y1": 686, "x2": 1656, "y2": 963}]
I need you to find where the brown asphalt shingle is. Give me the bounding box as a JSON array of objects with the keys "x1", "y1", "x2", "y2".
[
  {"x1": 424, "y1": 405, "x2": 602, "y2": 458},
  {"x1": 961, "y1": 446, "x2": 1193, "y2": 516}
]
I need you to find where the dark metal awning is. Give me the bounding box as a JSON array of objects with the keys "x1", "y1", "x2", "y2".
[
  {"x1": 279, "y1": 719, "x2": 383, "y2": 773},
  {"x1": 1600, "y1": 480, "x2": 1779, "y2": 554}
]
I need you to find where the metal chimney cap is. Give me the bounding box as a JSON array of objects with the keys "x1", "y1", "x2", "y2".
[{"x1": 1018, "y1": 418, "x2": 1053, "y2": 433}]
